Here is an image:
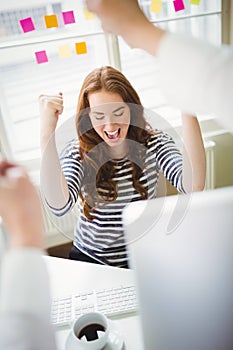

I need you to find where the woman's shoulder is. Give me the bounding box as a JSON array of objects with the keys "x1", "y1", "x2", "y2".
[
  {"x1": 60, "y1": 138, "x2": 81, "y2": 160},
  {"x1": 146, "y1": 130, "x2": 174, "y2": 147}
]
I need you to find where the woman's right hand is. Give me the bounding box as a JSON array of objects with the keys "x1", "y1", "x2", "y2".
[{"x1": 39, "y1": 92, "x2": 64, "y2": 134}]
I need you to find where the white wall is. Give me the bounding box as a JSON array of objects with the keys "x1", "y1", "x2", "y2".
[{"x1": 200, "y1": 118, "x2": 233, "y2": 188}]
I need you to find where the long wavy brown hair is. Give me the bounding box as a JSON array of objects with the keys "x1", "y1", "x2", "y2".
[{"x1": 75, "y1": 66, "x2": 155, "y2": 219}]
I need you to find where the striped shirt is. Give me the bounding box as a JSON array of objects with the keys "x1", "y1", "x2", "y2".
[{"x1": 49, "y1": 132, "x2": 185, "y2": 268}]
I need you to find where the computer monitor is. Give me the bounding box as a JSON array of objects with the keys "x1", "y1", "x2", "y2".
[{"x1": 123, "y1": 187, "x2": 233, "y2": 350}]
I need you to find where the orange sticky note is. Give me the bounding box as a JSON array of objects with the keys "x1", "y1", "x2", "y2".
[
  {"x1": 75, "y1": 42, "x2": 87, "y2": 55},
  {"x1": 83, "y1": 7, "x2": 96, "y2": 20},
  {"x1": 44, "y1": 14, "x2": 58, "y2": 28},
  {"x1": 58, "y1": 44, "x2": 72, "y2": 58},
  {"x1": 150, "y1": 0, "x2": 163, "y2": 13}
]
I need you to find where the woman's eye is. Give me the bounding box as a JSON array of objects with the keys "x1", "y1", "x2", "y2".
[
  {"x1": 95, "y1": 114, "x2": 105, "y2": 120},
  {"x1": 114, "y1": 111, "x2": 124, "y2": 117}
]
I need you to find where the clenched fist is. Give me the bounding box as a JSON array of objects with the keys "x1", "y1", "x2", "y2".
[{"x1": 39, "y1": 92, "x2": 64, "y2": 133}]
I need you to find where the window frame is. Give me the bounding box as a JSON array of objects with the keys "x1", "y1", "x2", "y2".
[{"x1": 0, "y1": 0, "x2": 226, "y2": 177}]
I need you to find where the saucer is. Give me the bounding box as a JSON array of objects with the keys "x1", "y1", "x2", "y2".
[{"x1": 65, "y1": 320, "x2": 124, "y2": 350}]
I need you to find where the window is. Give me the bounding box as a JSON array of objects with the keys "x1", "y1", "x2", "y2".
[
  {"x1": 119, "y1": 0, "x2": 222, "y2": 125},
  {"x1": 0, "y1": 0, "x2": 109, "y2": 178},
  {"x1": 0, "y1": 0, "x2": 223, "y2": 182}
]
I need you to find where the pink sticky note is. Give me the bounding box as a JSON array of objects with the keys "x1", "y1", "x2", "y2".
[
  {"x1": 19, "y1": 17, "x2": 35, "y2": 33},
  {"x1": 62, "y1": 11, "x2": 75, "y2": 24},
  {"x1": 173, "y1": 0, "x2": 185, "y2": 12},
  {"x1": 35, "y1": 50, "x2": 48, "y2": 64}
]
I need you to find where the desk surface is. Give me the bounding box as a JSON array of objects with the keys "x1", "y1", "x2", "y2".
[{"x1": 44, "y1": 256, "x2": 144, "y2": 350}]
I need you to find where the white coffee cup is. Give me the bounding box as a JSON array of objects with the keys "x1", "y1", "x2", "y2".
[{"x1": 71, "y1": 312, "x2": 110, "y2": 350}]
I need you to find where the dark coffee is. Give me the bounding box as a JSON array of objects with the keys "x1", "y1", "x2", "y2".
[{"x1": 77, "y1": 323, "x2": 106, "y2": 341}]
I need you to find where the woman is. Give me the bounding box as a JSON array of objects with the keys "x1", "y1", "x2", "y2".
[{"x1": 40, "y1": 66, "x2": 206, "y2": 268}]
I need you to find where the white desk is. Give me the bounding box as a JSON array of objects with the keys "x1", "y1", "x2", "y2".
[{"x1": 44, "y1": 256, "x2": 144, "y2": 350}]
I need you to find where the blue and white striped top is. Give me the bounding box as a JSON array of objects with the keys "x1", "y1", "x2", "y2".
[{"x1": 49, "y1": 131, "x2": 185, "y2": 268}]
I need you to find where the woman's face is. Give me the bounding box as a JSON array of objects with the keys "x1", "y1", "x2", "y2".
[{"x1": 88, "y1": 90, "x2": 130, "y2": 149}]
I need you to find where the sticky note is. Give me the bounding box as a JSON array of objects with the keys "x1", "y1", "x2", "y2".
[
  {"x1": 150, "y1": 0, "x2": 163, "y2": 13},
  {"x1": 62, "y1": 11, "x2": 75, "y2": 24},
  {"x1": 58, "y1": 44, "x2": 72, "y2": 58},
  {"x1": 44, "y1": 14, "x2": 58, "y2": 28},
  {"x1": 75, "y1": 42, "x2": 87, "y2": 55},
  {"x1": 35, "y1": 50, "x2": 48, "y2": 64},
  {"x1": 173, "y1": 0, "x2": 185, "y2": 12},
  {"x1": 19, "y1": 17, "x2": 35, "y2": 33},
  {"x1": 83, "y1": 7, "x2": 96, "y2": 20},
  {"x1": 190, "y1": 0, "x2": 200, "y2": 4}
]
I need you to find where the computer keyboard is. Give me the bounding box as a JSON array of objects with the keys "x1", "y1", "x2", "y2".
[{"x1": 51, "y1": 285, "x2": 138, "y2": 327}]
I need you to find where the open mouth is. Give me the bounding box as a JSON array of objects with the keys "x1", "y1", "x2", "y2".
[{"x1": 104, "y1": 128, "x2": 120, "y2": 140}]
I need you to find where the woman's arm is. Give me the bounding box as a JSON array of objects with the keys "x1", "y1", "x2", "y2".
[
  {"x1": 39, "y1": 93, "x2": 70, "y2": 209},
  {"x1": 181, "y1": 114, "x2": 206, "y2": 193},
  {"x1": 86, "y1": 0, "x2": 165, "y2": 55},
  {"x1": 0, "y1": 163, "x2": 49, "y2": 318},
  {"x1": 86, "y1": 0, "x2": 233, "y2": 130},
  {"x1": 0, "y1": 162, "x2": 56, "y2": 349}
]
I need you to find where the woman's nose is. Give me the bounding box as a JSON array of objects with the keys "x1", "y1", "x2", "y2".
[{"x1": 104, "y1": 114, "x2": 116, "y2": 127}]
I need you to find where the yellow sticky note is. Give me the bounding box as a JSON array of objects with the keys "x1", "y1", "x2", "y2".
[
  {"x1": 44, "y1": 14, "x2": 58, "y2": 28},
  {"x1": 83, "y1": 7, "x2": 96, "y2": 20},
  {"x1": 75, "y1": 42, "x2": 87, "y2": 55},
  {"x1": 58, "y1": 44, "x2": 72, "y2": 58},
  {"x1": 190, "y1": 0, "x2": 200, "y2": 4},
  {"x1": 150, "y1": 0, "x2": 163, "y2": 13}
]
